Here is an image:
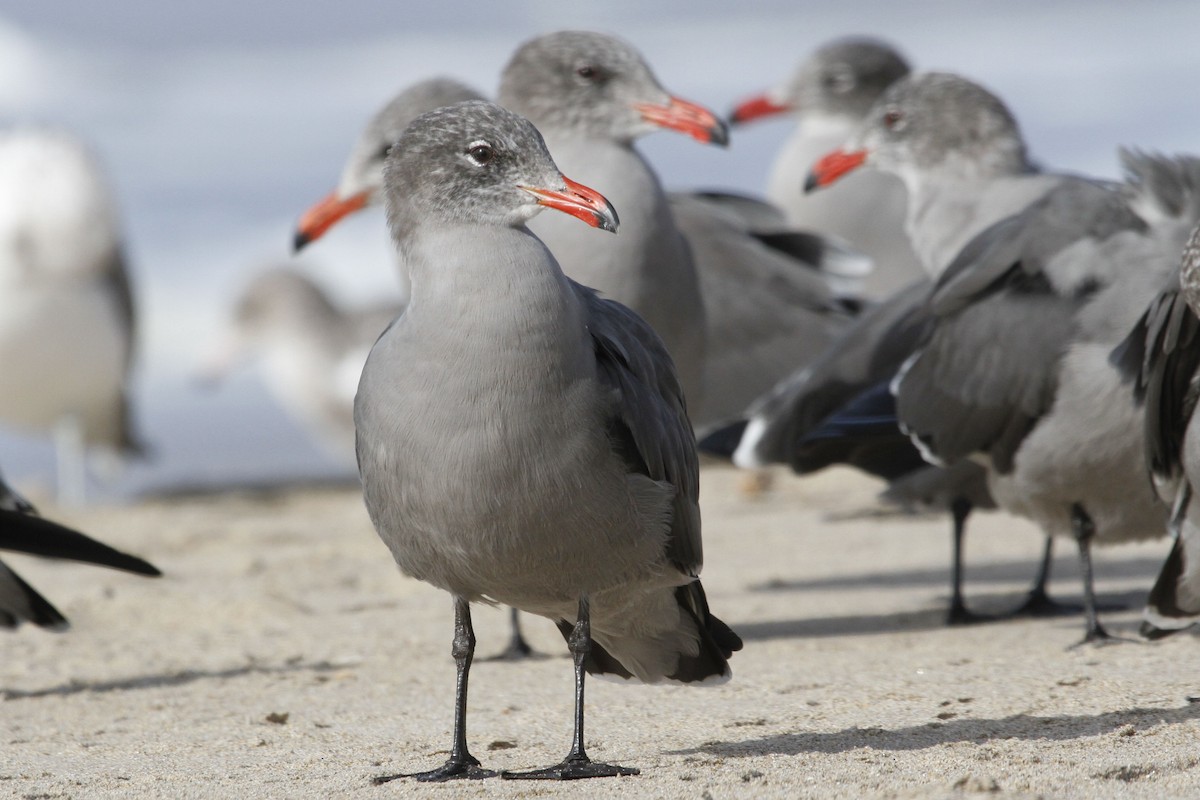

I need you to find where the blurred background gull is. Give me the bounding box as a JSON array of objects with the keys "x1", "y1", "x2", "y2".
[{"x1": 0, "y1": 0, "x2": 1197, "y2": 499}]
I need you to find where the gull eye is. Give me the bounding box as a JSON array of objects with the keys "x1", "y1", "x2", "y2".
[
  {"x1": 576, "y1": 65, "x2": 597, "y2": 80},
  {"x1": 823, "y1": 66, "x2": 855, "y2": 94},
  {"x1": 466, "y1": 141, "x2": 494, "y2": 166},
  {"x1": 883, "y1": 109, "x2": 906, "y2": 131}
]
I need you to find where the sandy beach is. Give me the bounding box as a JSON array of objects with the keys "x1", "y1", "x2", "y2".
[{"x1": 3, "y1": 465, "x2": 1198, "y2": 799}]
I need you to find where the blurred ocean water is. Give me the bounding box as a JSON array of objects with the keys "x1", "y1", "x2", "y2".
[{"x1": 1, "y1": 1, "x2": 1197, "y2": 497}]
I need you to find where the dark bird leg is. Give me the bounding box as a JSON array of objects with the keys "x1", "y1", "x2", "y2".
[
  {"x1": 485, "y1": 607, "x2": 540, "y2": 661},
  {"x1": 1008, "y1": 535, "x2": 1079, "y2": 617},
  {"x1": 945, "y1": 498, "x2": 988, "y2": 625},
  {"x1": 503, "y1": 596, "x2": 639, "y2": 780},
  {"x1": 1068, "y1": 504, "x2": 1120, "y2": 646},
  {"x1": 374, "y1": 596, "x2": 496, "y2": 784}
]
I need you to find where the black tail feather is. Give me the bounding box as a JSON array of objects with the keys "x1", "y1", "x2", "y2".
[
  {"x1": 1141, "y1": 538, "x2": 1198, "y2": 639},
  {"x1": 555, "y1": 582, "x2": 742, "y2": 684},
  {"x1": 697, "y1": 419, "x2": 748, "y2": 461},
  {"x1": 668, "y1": 582, "x2": 742, "y2": 683},
  {"x1": 0, "y1": 560, "x2": 69, "y2": 630}
]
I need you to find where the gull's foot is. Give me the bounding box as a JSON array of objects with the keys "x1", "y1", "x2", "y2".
[
  {"x1": 945, "y1": 602, "x2": 996, "y2": 626},
  {"x1": 1009, "y1": 588, "x2": 1081, "y2": 619},
  {"x1": 373, "y1": 756, "x2": 497, "y2": 784},
  {"x1": 483, "y1": 637, "x2": 545, "y2": 662},
  {"x1": 1068, "y1": 624, "x2": 1137, "y2": 650},
  {"x1": 502, "y1": 755, "x2": 639, "y2": 780}
]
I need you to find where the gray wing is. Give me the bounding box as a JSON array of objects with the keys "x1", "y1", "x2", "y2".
[
  {"x1": 577, "y1": 282, "x2": 702, "y2": 575},
  {"x1": 670, "y1": 192, "x2": 858, "y2": 424},
  {"x1": 897, "y1": 178, "x2": 1151, "y2": 473},
  {"x1": 683, "y1": 190, "x2": 787, "y2": 231}
]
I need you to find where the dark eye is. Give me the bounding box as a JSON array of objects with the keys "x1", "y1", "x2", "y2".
[
  {"x1": 576, "y1": 64, "x2": 600, "y2": 81},
  {"x1": 883, "y1": 109, "x2": 905, "y2": 131},
  {"x1": 467, "y1": 141, "x2": 494, "y2": 166},
  {"x1": 375, "y1": 142, "x2": 393, "y2": 161}
]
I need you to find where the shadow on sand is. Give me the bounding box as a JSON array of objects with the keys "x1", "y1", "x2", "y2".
[
  {"x1": 1, "y1": 658, "x2": 350, "y2": 701},
  {"x1": 668, "y1": 702, "x2": 1200, "y2": 758},
  {"x1": 732, "y1": 588, "x2": 1150, "y2": 641}
]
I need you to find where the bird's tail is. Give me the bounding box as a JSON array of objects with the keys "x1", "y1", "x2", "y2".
[{"x1": 558, "y1": 580, "x2": 742, "y2": 685}]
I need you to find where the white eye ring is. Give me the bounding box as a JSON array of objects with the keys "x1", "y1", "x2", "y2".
[{"x1": 466, "y1": 140, "x2": 494, "y2": 166}]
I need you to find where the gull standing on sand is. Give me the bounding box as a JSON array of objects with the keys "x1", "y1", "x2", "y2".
[
  {"x1": 0, "y1": 468, "x2": 159, "y2": 629},
  {"x1": 729, "y1": 37, "x2": 922, "y2": 296},
  {"x1": 355, "y1": 101, "x2": 740, "y2": 782},
  {"x1": 0, "y1": 129, "x2": 145, "y2": 503}
]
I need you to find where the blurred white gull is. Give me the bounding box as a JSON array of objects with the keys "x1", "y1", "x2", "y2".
[
  {"x1": 199, "y1": 266, "x2": 398, "y2": 466},
  {"x1": 0, "y1": 128, "x2": 145, "y2": 503}
]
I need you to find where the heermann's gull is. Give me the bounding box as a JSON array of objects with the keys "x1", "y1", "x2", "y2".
[
  {"x1": 198, "y1": 266, "x2": 399, "y2": 465},
  {"x1": 885, "y1": 145, "x2": 1200, "y2": 644},
  {"x1": 356, "y1": 101, "x2": 740, "y2": 782},
  {"x1": 806, "y1": 72, "x2": 1062, "y2": 277},
  {"x1": 0, "y1": 469, "x2": 160, "y2": 629},
  {"x1": 730, "y1": 37, "x2": 922, "y2": 297},
  {"x1": 1114, "y1": 220, "x2": 1200, "y2": 638},
  {"x1": 293, "y1": 77, "x2": 485, "y2": 254},
  {"x1": 0, "y1": 129, "x2": 145, "y2": 503},
  {"x1": 497, "y1": 30, "x2": 725, "y2": 409}
]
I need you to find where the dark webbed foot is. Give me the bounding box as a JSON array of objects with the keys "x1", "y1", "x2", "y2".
[
  {"x1": 502, "y1": 755, "x2": 639, "y2": 780},
  {"x1": 373, "y1": 755, "x2": 497, "y2": 784},
  {"x1": 485, "y1": 639, "x2": 537, "y2": 661},
  {"x1": 945, "y1": 602, "x2": 996, "y2": 626},
  {"x1": 484, "y1": 608, "x2": 545, "y2": 661},
  {"x1": 1008, "y1": 586, "x2": 1081, "y2": 618},
  {"x1": 1069, "y1": 621, "x2": 1137, "y2": 649}
]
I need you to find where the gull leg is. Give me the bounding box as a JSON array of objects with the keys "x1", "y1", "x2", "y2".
[
  {"x1": 485, "y1": 607, "x2": 541, "y2": 661},
  {"x1": 1008, "y1": 535, "x2": 1080, "y2": 617},
  {"x1": 374, "y1": 596, "x2": 496, "y2": 784},
  {"x1": 1068, "y1": 504, "x2": 1126, "y2": 647},
  {"x1": 945, "y1": 498, "x2": 989, "y2": 625},
  {"x1": 503, "y1": 596, "x2": 639, "y2": 780}
]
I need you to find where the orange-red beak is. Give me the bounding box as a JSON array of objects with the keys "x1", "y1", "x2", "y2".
[
  {"x1": 520, "y1": 175, "x2": 619, "y2": 233},
  {"x1": 729, "y1": 93, "x2": 792, "y2": 125},
  {"x1": 634, "y1": 96, "x2": 729, "y2": 146},
  {"x1": 804, "y1": 148, "x2": 868, "y2": 193},
  {"x1": 293, "y1": 190, "x2": 369, "y2": 252}
]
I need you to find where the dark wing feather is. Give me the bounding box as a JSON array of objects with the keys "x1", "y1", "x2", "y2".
[
  {"x1": 578, "y1": 283, "x2": 702, "y2": 575},
  {"x1": 0, "y1": 509, "x2": 161, "y2": 576},
  {"x1": 0, "y1": 559, "x2": 68, "y2": 630},
  {"x1": 1115, "y1": 287, "x2": 1200, "y2": 485},
  {"x1": 899, "y1": 178, "x2": 1150, "y2": 472}
]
